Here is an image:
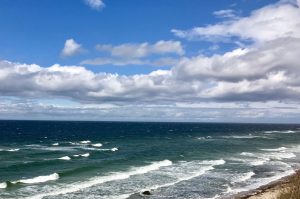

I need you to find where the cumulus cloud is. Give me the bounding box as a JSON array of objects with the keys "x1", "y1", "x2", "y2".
[
  {"x1": 84, "y1": 0, "x2": 105, "y2": 10},
  {"x1": 61, "y1": 39, "x2": 83, "y2": 57},
  {"x1": 95, "y1": 40, "x2": 185, "y2": 58},
  {"x1": 82, "y1": 40, "x2": 184, "y2": 66},
  {"x1": 172, "y1": 1, "x2": 300, "y2": 43},
  {"x1": 2, "y1": 0, "x2": 300, "y2": 121}
]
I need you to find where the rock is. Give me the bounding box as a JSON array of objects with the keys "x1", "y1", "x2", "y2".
[{"x1": 141, "y1": 190, "x2": 151, "y2": 195}]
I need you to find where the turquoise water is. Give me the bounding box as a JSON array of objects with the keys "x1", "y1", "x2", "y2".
[{"x1": 0, "y1": 121, "x2": 300, "y2": 198}]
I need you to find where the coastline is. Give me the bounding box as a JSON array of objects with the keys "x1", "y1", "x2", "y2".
[{"x1": 234, "y1": 170, "x2": 300, "y2": 199}]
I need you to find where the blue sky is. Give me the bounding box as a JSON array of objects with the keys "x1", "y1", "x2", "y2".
[
  {"x1": 0, "y1": 0, "x2": 300, "y2": 122},
  {"x1": 0, "y1": 0, "x2": 277, "y2": 74}
]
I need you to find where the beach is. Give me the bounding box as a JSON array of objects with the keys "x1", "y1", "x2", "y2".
[{"x1": 236, "y1": 170, "x2": 300, "y2": 199}]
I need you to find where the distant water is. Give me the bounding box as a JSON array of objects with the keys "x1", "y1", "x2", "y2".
[{"x1": 1, "y1": 121, "x2": 300, "y2": 199}]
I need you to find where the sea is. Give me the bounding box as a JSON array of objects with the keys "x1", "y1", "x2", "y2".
[{"x1": 0, "y1": 120, "x2": 300, "y2": 199}]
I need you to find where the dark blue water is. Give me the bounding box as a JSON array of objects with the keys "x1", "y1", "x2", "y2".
[{"x1": 0, "y1": 121, "x2": 300, "y2": 199}]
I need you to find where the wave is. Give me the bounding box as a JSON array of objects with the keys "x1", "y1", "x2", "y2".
[
  {"x1": 261, "y1": 147, "x2": 286, "y2": 152},
  {"x1": 229, "y1": 156, "x2": 269, "y2": 166},
  {"x1": 111, "y1": 147, "x2": 118, "y2": 152},
  {"x1": 80, "y1": 140, "x2": 91, "y2": 144},
  {"x1": 129, "y1": 159, "x2": 226, "y2": 199},
  {"x1": 139, "y1": 165, "x2": 214, "y2": 196},
  {"x1": 26, "y1": 160, "x2": 172, "y2": 199},
  {"x1": 7, "y1": 148, "x2": 19, "y2": 152},
  {"x1": 81, "y1": 147, "x2": 118, "y2": 152},
  {"x1": 201, "y1": 159, "x2": 226, "y2": 165},
  {"x1": 221, "y1": 135, "x2": 263, "y2": 139},
  {"x1": 264, "y1": 130, "x2": 296, "y2": 134},
  {"x1": 197, "y1": 136, "x2": 212, "y2": 140},
  {"x1": 240, "y1": 152, "x2": 255, "y2": 157},
  {"x1": 0, "y1": 182, "x2": 7, "y2": 189},
  {"x1": 81, "y1": 153, "x2": 90, "y2": 157},
  {"x1": 1, "y1": 173, "x2": 60, "y2": 188},
  {"x1": 233, "y1": 171, "x2": 255, "y2": 183},
  {"x1": 240, "y1": 150, "x2": 295, "y2": 161},
  {"x1": 73, "y1": 153, "x2": 90, "y2": 157},
  {"x1": 260, "y1": 152, "x2": 296, "y2": 160},
  {"x1": 15, "y1": 173, "x2": 59, "y2": 184},
  {"x1": 58, "y1": 156, "x2": 71, "y2": 160},
  {"x1": 92, "y1": 143, "x2": 103, "y2": 147},
  {"x1": 249, "y1": 159, "x2": 268, "y2": 166}
]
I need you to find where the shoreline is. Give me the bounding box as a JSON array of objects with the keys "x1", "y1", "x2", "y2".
[{"x1": 233, "y1": 170, "x2": 300, "y2": 199}]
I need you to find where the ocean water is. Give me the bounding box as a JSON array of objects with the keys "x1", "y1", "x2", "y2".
[{"x1": 0, "y1": 121, "x2": 300, "y2": 199}]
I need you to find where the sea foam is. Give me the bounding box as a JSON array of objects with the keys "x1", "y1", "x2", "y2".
[
  {"x1": 234, "y1": 171, "x2": 255, "y2": 183},
  {"x1": 26, "y1": 160, "x2": 172, "y2": 199}
]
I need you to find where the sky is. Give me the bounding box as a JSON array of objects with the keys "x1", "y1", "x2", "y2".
[{"x1": 0, "y1": 0, "x2": 300, "y2": 123}]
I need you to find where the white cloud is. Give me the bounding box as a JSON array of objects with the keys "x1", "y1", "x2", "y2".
[
  {"x1": 2, "y1": 0, "x2": 300, "y2": 121},
  {"x1": 81, "y1": 57, "x2": 179, "y2": 66},
  {"x1": 83, "y1": 40, "x2": 184, "y2": 66},
  {"x1": 172, "y1": 1, "x2": 300, "y2": 43},
  {"x1": 61, "y1": 39, "x2": 83, "y2": 57},
  {"x1": 95, "y1": 40, "x2": 184, "y2": 58},
  {"x1": 84, "y1": 0, "x2": 105, "y2": 10},
  {"x1": 213, "y1": 9, "x2": 237, "y2": 18}
]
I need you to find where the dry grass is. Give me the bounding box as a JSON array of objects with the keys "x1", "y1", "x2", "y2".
[{"x1": 278, "y1": 172, "x2": 300, "y2": 199}]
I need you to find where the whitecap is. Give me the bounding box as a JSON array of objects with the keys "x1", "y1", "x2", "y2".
[
  {"x1": 111, "y1": 147, "x2": 118, "y2": 152},
  {"x1": 222, "y1": 135, "x2": 262, "y2": 139},
  {"x1": 58, "y1": 156, "x2": 71, "y2": 160},
  {"x1": 138, "y1": 164, "x2": 214, "y2": 195},
  {"x1": 261, "y1": 147, "x2": 286, "y2": 152},
  {"x1": 16, "y1": 173, "x2": 59, "y2": 184},
  {"x1": 81, "y1": 153, "x2": 90, "y2": 157},
  {"x1": 7, "y1": 149, "x2": 19, "y2": 152},
  {"x1": 264, "y1": 130, "x2": 281, "y2": 134},
  {"x1": 262, "y1": 152, "x2": 296, "y2": 160},
  {"x1": 0, "y1": 182, "x2": 7, "y2": 189},
  {"x1": 80, "y1": 140, "x2": 91, "y2": 144},
  {"x1": 201, "y1": 159, "x2": 226, "y2": 165},
  {"x1": 52, "y1": 143, "x2": 59, "y2": 146},
  {"x1": 92, "y1": 143, "x2": 103, "y2": 147},
  {"x1": 264, "y1": 130, "x2": 295, "y2": 134},
  {"x1": 250, "y1": 160, "x2": 268, "y2": 166},
  {"x1": 240, "y1": 152, "x2": 255, "y2": 157},
  {"x1": 232, "y1": 171, "x2": 255, "y2": 183},
  {"x1": 228, "y1": 157, "x2": 269, "y2": 166}
]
